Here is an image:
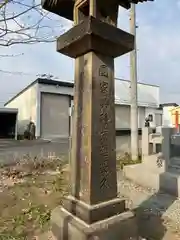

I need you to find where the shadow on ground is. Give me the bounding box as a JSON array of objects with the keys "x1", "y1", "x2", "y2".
[{"x1": 134, "y1": 171, "x2": 178, "y2": 240}]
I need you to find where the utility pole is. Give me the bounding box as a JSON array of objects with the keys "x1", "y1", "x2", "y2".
[{"x1": 130, "y1": 3, "x2": 139, "y2": 160}]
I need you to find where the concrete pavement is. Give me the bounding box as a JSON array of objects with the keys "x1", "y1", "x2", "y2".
[{"x1": 0, "y1": 139, "x2": 69, "y2": 166}]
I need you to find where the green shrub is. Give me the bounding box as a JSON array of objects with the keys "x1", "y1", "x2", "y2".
[{"x1": 116, "y1": 152, "x2": 141, "y2": 170}]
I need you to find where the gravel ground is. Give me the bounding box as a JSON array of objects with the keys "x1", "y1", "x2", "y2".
[
  {"x1": 118, "y1": 171, "x2": 180, "y2": 239},
  {"x1": 39, "y1": 172, "x2": 180, "y2": 240}
]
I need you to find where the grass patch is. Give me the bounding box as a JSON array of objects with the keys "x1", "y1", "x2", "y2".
[
  {"x1": 0, "y1": 156, "x2": 69, "y2": 239},
  {"x1": 0, "y1": 152, "x2": 142, "y2": 239},
  {"x1": 116, "y1": 152, "x2": 141, "y2": 170}
]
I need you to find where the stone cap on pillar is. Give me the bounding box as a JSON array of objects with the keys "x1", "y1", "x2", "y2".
[
  {"x1": 41, "y1": 0, "x2": 154, "y2": 21},
  {"x1": 57, "y1": 16, "x2": 134, "y2": 58}
]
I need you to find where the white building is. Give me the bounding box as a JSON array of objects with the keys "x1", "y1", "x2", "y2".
[{"x1": 4, "y1": 78, "x2": 162, "y2": 140}]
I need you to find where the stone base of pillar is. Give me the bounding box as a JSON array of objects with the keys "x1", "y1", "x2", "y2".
[
  {"x1": 50, "y1": 206, "x2": 138, "y2": 240},
  {"x1": 62, "y1": 196, "x2": 126, "y2": 224}
]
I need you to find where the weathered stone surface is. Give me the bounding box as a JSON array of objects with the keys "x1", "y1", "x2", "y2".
[
  {"x1": 51, "y1": 206, "x2": 138, "y2": 240},
  {"x1": 161, "y1": 127, "x2": 175, "y2": 170},
  {"x1": 141, "y1": 127, "x2": 153, "y2": 157},
  {"x1": 41, "y1": 0, "x2": 153, "y2": 238},
  {"x1": 124, "y1": 127, "x2": 180, "y2": 197},
  {"x1": 50, "y1": 48, "x2": 137, "y2": 239},
  {"x1": 57, "y1": 16, "x2": 134, "y2": 58},
  {"x1": 62, "y1": 196, "x2": 125, "y2": 224},
  {"x1": 69, "y1": 52, "x2": 118, "y2": 207}
]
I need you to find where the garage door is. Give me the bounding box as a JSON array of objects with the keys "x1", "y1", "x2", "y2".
[
  {"x1": 40, "y1": 93, "x2": 70, "y2": 139},
  {"x1": 115, "y1": 105, "x2": 130, "y2": 129}
]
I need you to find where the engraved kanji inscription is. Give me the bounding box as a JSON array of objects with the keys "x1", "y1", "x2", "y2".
[
  {"x1": 99, "y1": 79, "x2": 111, "y2": 189},
  {"x1": 100, "y1": 156, "x2": 109, "y2": 187},
  {"x1": 99, "y1": 65, "x2": 109, "y2": 78},
  {"x1": 100, "y1": 81, "x2": 109, "y2": 94}
]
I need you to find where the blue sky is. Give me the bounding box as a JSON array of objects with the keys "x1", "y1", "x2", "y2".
[{"x1": 0, "y1": 0, "x2": 180, "y2": 105}]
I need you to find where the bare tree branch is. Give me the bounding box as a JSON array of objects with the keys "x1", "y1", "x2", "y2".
[
  {"x1": 0, "y1": 0, "x2": 70, "y2": 47},
  {"x1": 0, "y1": 0, "x2": 11, "y2": 10}
]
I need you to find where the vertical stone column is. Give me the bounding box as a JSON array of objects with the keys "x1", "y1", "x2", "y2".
[
  {"x1": 142, "y1": 127, "x2": 153, "y2": 158},
  {"x1": 50, "y1": 15, "x2": 138, "y2": 237},
  {"x1": 41, "y1": 0, "x2": 155, "y2": 239},
  {"x1": 162, "y1": 127, "x2": 174, "y2": 171},
  {"x1": 64, "y1": 52, "x2": 125, "y2": 224}
]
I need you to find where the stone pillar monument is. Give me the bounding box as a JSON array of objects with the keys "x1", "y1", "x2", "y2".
[
  {"x1": 142, "y1": 127, "x2": 153, "y2": 157},
  {"x1": 162, "y1": 127, "x2": 175, "y2": 171},
  {"x1": 42, "y1": 0, "x2": 154, "y2": 239}
]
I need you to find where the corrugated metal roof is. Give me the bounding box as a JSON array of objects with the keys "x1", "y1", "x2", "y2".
[{"x1": 114, "y1": 79, "x2": 159, "y2": 107}]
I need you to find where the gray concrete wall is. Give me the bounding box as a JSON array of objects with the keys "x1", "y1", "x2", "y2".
[
  {"x1": 0, "y1": 135, "x2": 141, "y2": 165},
  {"x1": 116, "y1": 135, "x2": 142, "y2": 155},
  {"x1": 0, "y1": 140, "x2": 69, "y2": 166},
  {"x1": 5, "y1": 84, "x2": 38, "y2": 136}
]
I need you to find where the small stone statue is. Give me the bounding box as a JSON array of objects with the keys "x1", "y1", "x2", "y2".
[
  {"x1": 24, "y1": 121, "x2": 36, "y2": 140},
  {"x1": 29, "y1": 122, "x2": 36, "y2": 140},
  {"x1": 144, "y1": 117, "x2": 150, "y2": 127}
]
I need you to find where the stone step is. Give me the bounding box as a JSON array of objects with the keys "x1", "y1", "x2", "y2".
[
  {"x1": 171, "y1": 162, "x2": 180, "y2": 168},
  {"x1": 170, "y1": 157, "x2": 180, "y2": 165},
  {"x1": 123, "y1": 164, "x2": 180, "y2": 197},
  {"x1": 169, "y1": 157, "x2": 180, "y2": 174},
  {"x1": 168, "y1": 164, "x2": 180, "y2": 175}
]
